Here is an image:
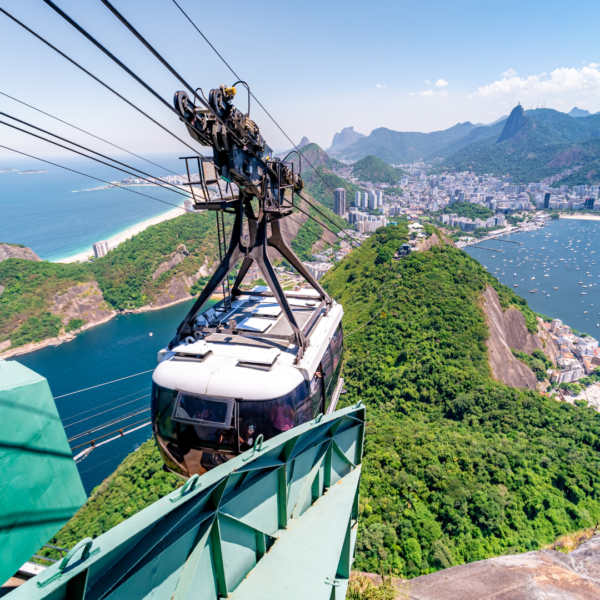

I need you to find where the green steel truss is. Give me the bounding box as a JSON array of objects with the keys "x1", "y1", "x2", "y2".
[{"x1": 13, "y1": 403, "x2": 365, "y2": 600}]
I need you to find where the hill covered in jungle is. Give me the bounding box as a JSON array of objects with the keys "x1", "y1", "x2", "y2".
[{"x1": 36, "y1": 224, "x2": 600, "y2": 583}]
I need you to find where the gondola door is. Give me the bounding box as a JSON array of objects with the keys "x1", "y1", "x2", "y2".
[{"x1": 309, "y1": 366, "x2": 325, "y2": 417}]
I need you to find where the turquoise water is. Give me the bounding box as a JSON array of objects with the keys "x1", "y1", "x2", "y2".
[
  {"x1": 11, "y1": 299, "x2": 199, "y2": 494},
  {"x1": 465, "y1": 218, "x2": 600, "y2": 336},
  {"x1": 0, "y1": 153, "x2": 188, "y2": 261}
]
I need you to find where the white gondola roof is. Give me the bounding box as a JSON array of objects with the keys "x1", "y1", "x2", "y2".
[{"x1": 153, "y1": 289, "x2": 343, "y2": 400}]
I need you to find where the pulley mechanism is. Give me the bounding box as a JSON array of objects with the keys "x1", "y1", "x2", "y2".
[{"x1": 171, "y1": 83, "x2": 332, "y2": 359}]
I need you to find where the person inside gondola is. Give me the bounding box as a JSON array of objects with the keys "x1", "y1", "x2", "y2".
[
  {"x1": 271, "y1": 403, "x2": 295, "y2": 431},
  {"x1": 239, "y1": 423, "x2": 256, "y2": 449},
  {"x1": 193, "y1": 404, "x2": 222, "y2": 443}
]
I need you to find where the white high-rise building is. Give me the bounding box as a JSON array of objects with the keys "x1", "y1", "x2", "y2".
[
  {"x1": 368, "y1": 192, "x2": 377, "y2": 210},
  {"x1": 93, "y1": 240, "x2": 110, "y2": 259},
  {"x1": 376, "y1": 190, "x2": 383, "y2": 206},
  {"x1": 363, "y1": 192, "x2": 369, "y2": 207},
  {"x1": 355, "y1": 191, "x2": 362, "y2": 207}
]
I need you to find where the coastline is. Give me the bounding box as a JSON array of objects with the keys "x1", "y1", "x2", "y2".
[
  {"x1": 0, "y1": 292, "x2": 224, "y2": 361},
  {"x1": 559, "y1": 214, "x2": 600, "y2": 221},
  {"x1": 56, "y1": 205, "x2": 187, "y2": 264}
]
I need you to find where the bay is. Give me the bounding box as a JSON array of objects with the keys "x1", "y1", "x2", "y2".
[
  {"x1": 464, "y1": 218, "x2": 600, "y2": 336},
  {"x1": 0, "y1": 153, "x2": 189, "y2": 261},
  {"x1": 10, "y1": 299, "x2": 204, "y2": 495}
]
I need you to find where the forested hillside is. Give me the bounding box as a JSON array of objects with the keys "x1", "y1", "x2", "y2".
[
  {"x1": 351, "y1": 155, "x2": 405, "y2": 184},
  {"x1": 438, "y1": 106, "x2": 600, "y2": 183},
  {"x1": 322, "y1": 225, "x2": 600, "y2": 578},
  {"x1": 37, "y1": 224, "x2": 600, "y2": 581},
  {"x1": 0, "y1": 194, "x2": 344, "y2": 352}
]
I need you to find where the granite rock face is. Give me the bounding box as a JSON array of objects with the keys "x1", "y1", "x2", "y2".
[
  {"x1": 405, "y1": 535, "x2": 600, "y2": 600},
  {"x1": 497, "y1": 104, "x2": 529, "y2": 143},
  {"x1": 0, "y1": 243, "x2": 41, "y2": 263}
]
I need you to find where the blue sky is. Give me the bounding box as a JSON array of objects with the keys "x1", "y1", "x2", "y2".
[{"x1": 1, "y1": 0, "x2": 600, "y2": 161}]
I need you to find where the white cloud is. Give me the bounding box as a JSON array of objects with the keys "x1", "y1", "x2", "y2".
[
  {"x1": 424, "y1": 79, "x2": 431, "y2": 84},
  {"x1": 476, "y1": 65, "x2": 600, "y2": 97},
  {"x1": 376, "y1": 84, "x2": 386, "y2": 88},
  {"x1": 502, "y1": 68, "x2": 517, "y2": 77},
  {"x1": 435, "y1": 79, "x2": 449, "y2": 87},
  {"x1": 420, "y1": 90, "x2": 435, "y2": 97}
]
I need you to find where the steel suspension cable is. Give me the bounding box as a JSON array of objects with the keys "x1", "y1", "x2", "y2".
[
  {"x1": 168, "y1": 0, "x2": 371, "y2": 243},
  {"x1": 0, "y1": 7, "x2": 201, "y2": 155},
  {"x1": 42, "y1": 0, "x2": 223, "y2": 147},
  {"x1": 0, "y1": 91, "x2": 179, "y2": 175},
  {"x1": 67, "y1": 407, "x2": 150, "y2": 443},
  {"x1": 0, "y1": 116, "x2": 192, "y2": 199},
  {"x1": 0, "y1": 145, "x2": 192, "y2": 213},
  {"x1": 61, "y1": 386, "x2": 151, "y2": 422},
  {"x1": 53, "y1": 369, "x2": 154, "y2": 399},
  {"x1": 63, "y1": 394, "x2": 150, "y2": 429},
  {"x1": 70, "y1": 418, "x2": 151, "y2": 451}
]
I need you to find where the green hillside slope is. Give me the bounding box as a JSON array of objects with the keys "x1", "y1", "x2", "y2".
[
  {"x1": 439, "y1": 111, "x2": 565, "y2": 182},
  {"x1": 0, "y1": 194, "x2": 344, "y2": 352},
  {"x1": 352, "y1": 155, "x2": 405, "y2": 184},
  {"x1": 439, "y1": 106, "x2": 600, "y2": 182},
  {"x1": 322, "y1": 226, "x2": 600, "y2": 577},
  {"x1": 35, "y1": 225, "x2": 600, "y2": 581}
]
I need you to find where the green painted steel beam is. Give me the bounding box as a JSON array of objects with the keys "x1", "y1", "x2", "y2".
[
  {"x1": 11, "y1": 403, "x2": 365, "y2": 600},
  {"x1": 0, "y1": 359, "x2": 86, "y2": 586}
]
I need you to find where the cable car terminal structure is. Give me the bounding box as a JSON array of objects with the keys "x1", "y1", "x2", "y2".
[{"x1": 152, "y1": 84, "x2": 345, "y2": 477}]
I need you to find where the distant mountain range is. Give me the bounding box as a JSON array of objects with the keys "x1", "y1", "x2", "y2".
[
  {"x1": 328, "y1": 106, "x2": 600, "y2": 184},
  {"x1": 327, "y1": 127, "x2": 365, "y2": 152},
  {"x1": 438, "y1": 105, "x2": 600, "y2": 183}
]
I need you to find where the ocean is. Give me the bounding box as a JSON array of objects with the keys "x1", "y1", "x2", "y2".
[
  {"x1": 0, "y1": 153, "x2": 190, "y2": 261},
  {"x1": 12, "y1": 299, "x2": 202, "y2": 495},
  {"x1": 464, "y1": 218, "x2": 600, "y2": 336}
]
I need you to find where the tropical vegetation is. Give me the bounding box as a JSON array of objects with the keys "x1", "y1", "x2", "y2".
[
  {"x1": 323, "y1": 225, "x2": 600, "y2": 578},
  {"x1": 35, "y1": 223, "x2": 600, "y2": 585}
]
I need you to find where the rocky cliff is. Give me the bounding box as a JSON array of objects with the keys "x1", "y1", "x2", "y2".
[
  {"x1": 482, "y1": 286, "x2": 558, "y2": 389},
  {"x1": 398, "y1": 534, "x2": 600, "y2": 599},
  {"x1": 0, "y1": 243, "x2": 41, "y2": 262}
]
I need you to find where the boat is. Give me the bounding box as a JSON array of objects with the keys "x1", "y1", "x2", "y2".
[
  {"x1": 553, "y1": 287, "x2": 558, "y2": 290},
  {"x1": 531, "y1": 277, "x2": 535, "y2": 280},
  {"x1": 582, "y1": 292, "x2": 587, "y2": 295},
  {"x1": 530, "y1": 290, "x2": 536, "y2": 293}
]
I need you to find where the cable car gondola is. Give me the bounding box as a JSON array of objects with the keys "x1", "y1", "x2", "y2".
[{"x1": 151, "y1": 83, "x2": 345, "y2": 477}]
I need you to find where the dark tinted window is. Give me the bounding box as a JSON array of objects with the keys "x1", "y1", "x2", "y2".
[
  {"x1": 238, "y1": 382, "x2": 310, "y2": 451},
  {"x1": 156, "y1": 386, "x2": 178, "y2": 440},
  {"x1": 322, "y1": 345, "x2": 334, "y2": 396},
  {"x1": 173, "y1": 394, "x2": 233, "y2": 427}
]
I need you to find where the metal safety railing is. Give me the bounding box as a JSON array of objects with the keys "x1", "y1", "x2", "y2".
[{"x1": 13, "y1": 403, "x2": 365, "y2": 600}]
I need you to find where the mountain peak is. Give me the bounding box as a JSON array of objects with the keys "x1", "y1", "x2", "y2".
[
  {"x1": 297, "y1": 136, "x2": 311, "y2": 149},
  {"x1": 497, "y1": 104, "x2": 528, "y2": 143},
  {"x1": 568, "y1": 107, "x2": 592, "y2": 118},
  {"x1": 329, "y1": 127, "x2": 365, "y2": 152}
]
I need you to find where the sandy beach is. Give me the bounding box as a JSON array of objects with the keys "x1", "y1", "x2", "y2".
[
  {"x1": 560, "y1": 214, "x2": 600, "y2": 221},
  {"x1": 57, "y1": 205, "x2": 186, "y2": 263}
]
